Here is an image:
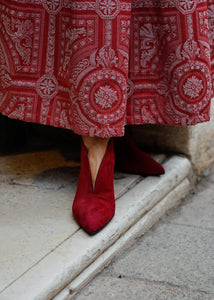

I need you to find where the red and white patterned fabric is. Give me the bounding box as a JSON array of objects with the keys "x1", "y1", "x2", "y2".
[{"x1": 0, "y1": 0, "x2": 214, "y2": 137}]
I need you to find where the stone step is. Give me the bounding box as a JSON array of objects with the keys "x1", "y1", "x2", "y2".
[{"x1": 0, "y1": 151, "x2": 192, "y2": 299}]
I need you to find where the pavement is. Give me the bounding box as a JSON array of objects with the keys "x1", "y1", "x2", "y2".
[
  {"x1": 72, "y1": 168, "x2": 214, "y2": 300},
  {"x1": 0, "y1": 132, "x2": 213, "y2": 299}
]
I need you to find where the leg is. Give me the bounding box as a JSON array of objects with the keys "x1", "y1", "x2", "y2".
[{"x1": 82, "y1": 136, "x2": 110, "y2": 189}]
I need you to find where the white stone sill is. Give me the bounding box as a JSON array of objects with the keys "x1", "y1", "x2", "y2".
[{"x1": 0, "y1": 153, "x2": 192, "y2": 300}]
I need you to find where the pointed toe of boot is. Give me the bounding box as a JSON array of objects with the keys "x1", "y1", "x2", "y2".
[{"x1": 73, "y1": 193, "x2": 115, "y2": 233}]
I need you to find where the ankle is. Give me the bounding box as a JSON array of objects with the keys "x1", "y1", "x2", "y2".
[
  {"x1": 82, "y1": 136, "x2": 110, "y2": 152},
  {"x1": 81, "y1": 136, "x2": 110, "y2": 188}
]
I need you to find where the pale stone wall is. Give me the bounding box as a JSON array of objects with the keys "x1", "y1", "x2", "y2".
[{"x1": 130, "y1": 100, "x2": 214, "y2": 175}]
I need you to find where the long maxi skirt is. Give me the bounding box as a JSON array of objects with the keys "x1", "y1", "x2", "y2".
[{"x1": 0, "y1": 0, "x2": 214, "y2": 137}]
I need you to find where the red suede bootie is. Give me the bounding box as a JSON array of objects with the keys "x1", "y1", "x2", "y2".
[
  {"x1": 72, "y1": 139, "x2": 115, "y2": 234},
  {"x1": 114, "y1": 134, "x2": 165, "y2": 175}
]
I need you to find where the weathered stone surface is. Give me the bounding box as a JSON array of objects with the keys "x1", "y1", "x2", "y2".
[
  {"x1": 0, "y1": 183, "x2": 76, "y2": 292},
  {"x1": 164, "y1": 186, "x2": 214, "y2": 230},
  {"x1": 0, "y1": 157, "x2": 149, "y2": 294},
  {"x1": 73, "y1": 276, "x2": 213, "y2": 300},
  {"x1": 0, "y1": 155, "x2": 191, "y2": 300},
  {"x1": 73, "y1": 168, "x2": 214, "y2": 300},
  {"x1": 54, "y1": 177, "x2": 191, "y2": 300},
  {"x1": 108, "y1": 223, "x2": 214, "y2": 293}
]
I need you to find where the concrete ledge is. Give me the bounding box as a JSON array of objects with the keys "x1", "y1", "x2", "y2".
[
  {"x1": 0, "y1": 155, "x2": 192, "y2": 300},
  {"x1": 55, "y1": 178, "x2": 190, "y2": 300}
]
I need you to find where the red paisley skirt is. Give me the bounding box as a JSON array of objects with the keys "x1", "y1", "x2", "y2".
[{"x1": 0, "y1": 0, "x2": 214, "y2": 137}]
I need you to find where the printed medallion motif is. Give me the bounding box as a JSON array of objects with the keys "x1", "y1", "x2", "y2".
[
  {"x1": 96, "y1": 0, "x2": 120, "y2": 20},
  {"x1": 171, "y1": 60, "x2": 211, "y2": 113},
  {"x1": 36, "y1": 74, "x2": 58, "y2": 99},
  {"x1": 77, "y1": 69, "x2": 127, "y2": 126}
]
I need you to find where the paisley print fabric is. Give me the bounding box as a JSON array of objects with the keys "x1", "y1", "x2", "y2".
[{"x1": 0, "y1": 0, "x2": 213, "y2": 137}]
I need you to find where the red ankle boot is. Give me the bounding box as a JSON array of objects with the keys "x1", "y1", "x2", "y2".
[
  {"x1": 72, "y1": 139, "x2": 115, "y2": 234},
  {"x1": 114, "y1": 134, "x2": 165, "y2": 175}
]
